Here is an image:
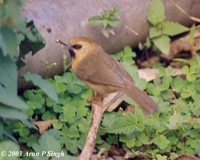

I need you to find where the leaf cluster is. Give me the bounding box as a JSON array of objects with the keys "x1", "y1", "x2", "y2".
[
  {"x1": 139, "y1": 0, "x2": 189, "y2": 55},
  {"x1": 89, "y1": 3, "x2": 120, "y2": 38},
  {"x1": 15, "y1": 72, "x2": 92, "y2": 158},
  {"x1": 101, "y1": 53, "x2": 200, "y2": 159},
  {"x1": 0, "y1": 0, "x2": 58, "y2": 150}
]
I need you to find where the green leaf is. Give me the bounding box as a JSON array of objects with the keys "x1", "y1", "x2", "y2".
[
  {"x1": 78, "y1": 118, "x2": 90, "y2": 133},
  {"x1": 0, "y1": 123, "x2": 3, "y2": 140},
  {"x1": 134, "y1": 78, "x2": 147, "y2": 91},
  {"x1": 181, "y1": 90, "x2": 191, "y2": 99},
  {"x1": 156, "y1": 154, "x2": 168, "y2": 160},
  {"x1": 174, "y1": 58, "x2": 190, "y2": 64},
  {"x1": 32, "y1": 129, "x2": 61, "y2": 157},
  {"x1": 147, "y1": 0, "x2": 165, "y2": 25},
  {"x1": 158, "y1": 66, "x2": 166, "y2": 77},
  {"x1": 186, "y1": 73, "x2": 196, "y2": 82},
  {"x1": 102, "y1": 112, "x2": 121, "y2": 128},
  {"x1": 113, "y1": 3, "x2": 120, "y2": 16},
  {"x1": 147, "y1": 83, "x2": 161, "y2": 96},
  {"x1": 97, "y1": 143, "x2": 111, "y2": 151},
  {"x1": 23, "y1": 72, "x2": 58, "y2": 102},
  {"x1": 166, "y1": 114, "x2": 184, "y2": 129},
  {"x1": 0, "y1": 87, "x2": 28, "y2": 109},
  {"x1": 0, "y1": 105, "x2": 28, "y2": 120},
  {"x1": 61, "y1": 126, "x2": 80, "y2": 138},
  {"x1": 55, "y1": 83, "x2": 67, "y2": 93},
  {"x1": 42, "y1": 111, "x2": 56, "y2": 120},
  {"x1": 46, "y1": 97, "x2": 55, "y2": 107},
  {"x1": 162, "y1": 21, "x2": 188, "y2": 36},
  {"x1": 67, "y1": 84, "x2": 82, "y2": 94},
  {"x1": 161, "y1": 90, "x2": 171, "y2": 100},
  {"x1": 52, "y1": 121, "x2": 63, "y2": 130},
  {"x1": 0, "y1": 3, "x2": 8, "y2": 23},
  {"x1": 6, "y1": 0, "x2": 24, "y2": 27},
  {"x1": 21, "y1": 119, "x2": 38, "y2": 129},
  {"x1": 88, "y1": 16, "x2": 103, "y2": 25},
  {"x1": 149, "y1": 27, "x2": 162, "y2": 38},
  {"x1": 153, "y1": 35, "x2": 170, "y2": 55},
  {"x1": 0, "y1": 26, "x2": 17, "y2": 57},
  {"x1": 154, "y1": 135, "x2": 170, "y2": 150},
  {"x1": 53, "y1": 104, "x2": 63, "y2": 113},
  {"x1": 126, "y1": 138, "x2": 136, "y2": 148},
  {"x1": 0, "y1": 141, "x2": 19, "y2": 160},
  {"x1": 19, "y1": 20, "x2": 45, "y2": 57},
  {"x1": 103, "y1": 19, "x2": 108, "y2": 28},
  {"x1": 77, "y1": 105, "x2": 88, "y2": 117},
  {"x1": 61, "y1": 72, "x2": 86, "y2": 94},
  {"x1": 108, "y1": 18, "x2": 120, "y2": 26},
  {"x1": 17, "y1": 18, "x2": 37, "y2": 42},
  {"x1": 124, "y1": 46, "x2": 135, "y2": 57},
  {"x1": 108, "y1": 112, "x2": 145, "y2": 134},
  {"x1": 27, "y1": 134, "x2": 38, "y2": 147},
  {"x1": 64, "y1": 138, "x2": 78, "y2": 154},
  {"x1": 171, "y1": 76, "x2": 185, "y2": 92},
  {"x1": 106, "y1": 135, "x2": 118, "y2": 145},
  {"x1": 182, "y1": 65, "x2": 189, "y2": 74},
  {"x1": 0, "y1": 53, "x2": 17, "y2": 93},
  {"x1": 160, "y1": 76, "x2": 172, "y2": 90}
]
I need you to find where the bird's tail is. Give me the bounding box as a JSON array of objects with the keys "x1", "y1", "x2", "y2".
[{"x1": 124, "y1": 82, "x2": 158, "y2": 115}]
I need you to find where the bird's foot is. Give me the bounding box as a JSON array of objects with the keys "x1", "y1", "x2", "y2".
[{"x1": 87, "y1": 95, "x2": 104, "y2": 106}]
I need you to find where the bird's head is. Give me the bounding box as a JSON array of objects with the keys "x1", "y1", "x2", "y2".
[{"x1": 68, "y1": 37, "x2": 101, "y2": 62}]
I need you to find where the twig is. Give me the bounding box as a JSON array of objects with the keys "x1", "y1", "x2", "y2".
[
  {"x1": 96, "y1": 0, "x2": 106, "y2": 11},
  {"x1": 103, "y1": 91, "x2": 124, "y2": 112},
  {"x1": 78, "y1": 102, "x2": 103, "y2": 160},
  {"x1": 55, "y1": 39, "x2": 68, "y2": 47},
  {"x1": 123, "y1": 25, "x2": 139, "y2": 36},
  {"x1": 167, "y1": 0, "x2": 200, "y2": 23},
  {"x1": 78, "y1": 92, "x2": 125, "y2": 160}
]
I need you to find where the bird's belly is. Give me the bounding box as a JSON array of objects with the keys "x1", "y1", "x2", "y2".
[{"x1": 83, "y1": 80, "x2": 120, "y2": 96}]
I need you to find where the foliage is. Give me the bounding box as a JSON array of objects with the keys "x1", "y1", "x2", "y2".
[
  {"x1": 139, "y1": 0, "x2": 189, "y2": 55},
  {"x1": 2, "y1": 42, "x2": 200, "y2": 159},
  {"x1": 6, "y1": 43, "x2": 199, "y2": 159},
  {"x1": 1, "y1": 1, "x2": 199, "y2": 160},
  {"x1": 101, "y1": 52, "x2": 200, "y2": 159},
  {"x1": 15, "y1": 72, "x2": 91, "y2": 158},
  {"x1": 0, "y1": 140, "x2": 20, "y2": 160},
  {"x1": 0, "y1": 0, "x2": 58, "y2": 150},
  {"x1": 23, "y1": 72, "x2": 58, "y2": 102},
  {"x1": 89, "y1": 3, "x2": 120, "y2": 38}
]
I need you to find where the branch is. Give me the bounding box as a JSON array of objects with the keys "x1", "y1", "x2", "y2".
[
  {"x1": 167, "y1": 0, "x2": 200, "y2": 23},
  {"x1": 123, "y1": 25, "x2": 139, "y2": 36},
  {"x1": 78, "y1": 92, "x2": 125, "y2": 160},
  {"x1": 96, "y1": 0, "x2": 106, "y2": 11},
  {"x1": 78, "y1": 102, "x2": 103, "y2": 160}
]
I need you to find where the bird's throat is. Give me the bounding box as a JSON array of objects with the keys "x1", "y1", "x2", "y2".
[{"x1": 69, "y1": 49, "x2": 76, "y2": 59}]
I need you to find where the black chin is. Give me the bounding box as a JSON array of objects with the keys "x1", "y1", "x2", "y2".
[{"x1": 69, "y1": 49, "x2": 76, "y2": 59}]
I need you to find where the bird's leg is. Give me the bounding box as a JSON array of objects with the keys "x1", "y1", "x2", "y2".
[{"x1": 87, "y1": 91, "x2": 104, "y2": 106}]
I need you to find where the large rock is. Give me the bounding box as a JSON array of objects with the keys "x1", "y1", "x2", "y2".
[{"x1": 18, "y1": 0, "x2": 200, "y2": 88}]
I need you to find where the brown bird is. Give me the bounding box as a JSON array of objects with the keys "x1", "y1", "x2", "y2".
[{"x1": 68, "y1": 37, "x2": 158, "y2": 114}]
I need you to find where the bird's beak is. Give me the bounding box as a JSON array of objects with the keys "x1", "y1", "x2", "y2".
[{"x1": 68, "y1": 45, "x2": 76, "y2": 59}]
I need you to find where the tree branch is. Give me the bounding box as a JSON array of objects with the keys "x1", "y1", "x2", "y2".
[{"x1": 78, "y1": 92, "x2": 125, "y2": 160}]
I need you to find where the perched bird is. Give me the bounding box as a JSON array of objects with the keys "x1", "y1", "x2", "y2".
[{"x1": 68, "y1": 37, "x2": 158, "y2": 114}]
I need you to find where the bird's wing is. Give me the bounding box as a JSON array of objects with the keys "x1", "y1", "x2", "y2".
[{"x1": 74, "y1": 50, "x2": 133, "y2": 88}]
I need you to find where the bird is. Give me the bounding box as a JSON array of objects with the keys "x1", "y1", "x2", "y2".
[{"x1": 67, "y1": 37, "x2": 158, "y2": 115}]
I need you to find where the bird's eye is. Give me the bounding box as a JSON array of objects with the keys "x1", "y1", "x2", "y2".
[{"x1": 72, "y1": 44, "x2": 82, "y2": 50}]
